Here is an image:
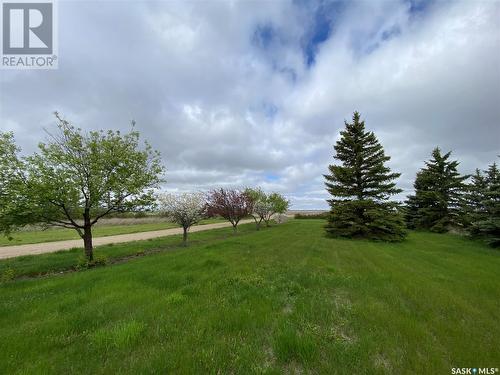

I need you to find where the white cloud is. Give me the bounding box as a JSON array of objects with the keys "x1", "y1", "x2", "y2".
[{"x1": 0, "y1": 0, "x2": 498, "y2": 209}]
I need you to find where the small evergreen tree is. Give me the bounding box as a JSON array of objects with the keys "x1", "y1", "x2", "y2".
[
  {"x1": 404, "y1": 171, "x2": 426, "y2": 229},
  {"x1": 324, "y1": 111, "x2": 406, "y2": 241},
  {"x1": 469, "y1": 162, "x2": 500, "y2": 247},
  {"x1": 405, "y1": 148, "x2": 468, "y2": 232},
  {"x1": 462, "y1": 169, "x2": 487, "y2": 229}
]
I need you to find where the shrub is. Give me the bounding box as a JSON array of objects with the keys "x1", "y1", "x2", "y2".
[
  {"x1": 1, "y1": 268, "x2": 16, "y2": 282},
  {"x1": 294, "y1": 212, "x2": 328, "y2": 219},
  {"x1": 76, "y1": 254, "x2": 109, "y2": 270}
]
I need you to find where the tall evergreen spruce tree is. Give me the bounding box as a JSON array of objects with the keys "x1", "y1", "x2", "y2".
[
  {"x1": 324, "y1": 112, "x2": 406, "y2": 241},
  {"x1": 405, "y1": 148, "x2": 468, "y2": 232},
  {"x1": 469, "y1": 162, "x2": 500, "y2": 247}
]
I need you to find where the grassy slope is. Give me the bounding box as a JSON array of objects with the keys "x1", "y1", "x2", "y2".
[
  {"x1": 0, "y1": 218, "x2": 223, "y2": 247},
  {"x1": 0, "y1": 220, "x2": 499, "y2": 374},
  {"x1": 0, "y1": 223, "x2": 257, "y2": 278}
]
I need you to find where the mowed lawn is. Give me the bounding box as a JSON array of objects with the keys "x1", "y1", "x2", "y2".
[
  {"x1": 0, "y1": 220, "x2": 499, "y2": 374},
  {"x1": 0, "y1": 218, "x2": 223, "y2": 247}
]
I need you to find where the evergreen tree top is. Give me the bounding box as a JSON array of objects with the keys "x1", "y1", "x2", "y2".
[
  {"x1": 485, "y1": 162, "x2": 499, "y2": 183},
  {"x1": 484, "y1": 161, "x2": 500, "y2": 202},
  {"x1": 325, "y1": 111, "x2": 401, "y2": 202},
  {"x1": 470, "y1": 168, "x2": 487, "y2": 193},
  {"x1": 420, "y1": 147, "x2": 469, "y2": 187}
]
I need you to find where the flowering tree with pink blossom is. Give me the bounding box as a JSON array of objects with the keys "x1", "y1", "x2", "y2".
[{"x1": 206, "y1": 188, "x2": 252, "y2": 232}]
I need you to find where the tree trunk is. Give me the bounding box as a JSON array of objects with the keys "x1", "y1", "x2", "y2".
[
  {"x1": 183, "y1": 226, "x2": 188, "y2": 246},
  {"x1": 83, "y1": 209, "x2": 93, "y2": 260},
  {"x1": 253, "y1": 217, "x2": 260, "y2": 230},
  {"x1": 83, "y1": 225, "x2": 93, "y2": 260}
]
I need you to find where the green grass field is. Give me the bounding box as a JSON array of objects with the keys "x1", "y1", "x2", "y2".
[
  {"x1": 1, "y1": 220, "x2": 499, "y2": 374},
  {"x1": 0, "y1": 218, "x2": 223, "y2": 247}
]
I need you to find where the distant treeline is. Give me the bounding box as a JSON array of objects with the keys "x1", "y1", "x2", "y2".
[{"x1": 294, "y1": 212, "x2": 329, "y2": 220}]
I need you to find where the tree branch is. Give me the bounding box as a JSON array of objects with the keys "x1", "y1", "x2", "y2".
[
  {"x1": 48, "y1": 199, "x2": 84, "y2": 229},
  {"x1": 90, "y1": 193, "x2": 133, "y2": 226}
]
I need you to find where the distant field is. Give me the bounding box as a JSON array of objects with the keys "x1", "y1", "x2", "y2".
[
  {"x1": 0, "y1": 218, "x2": 224, "y2": 246},
  {"x1": 1, "y1": 220, "x2": 498, "y2": 373}
]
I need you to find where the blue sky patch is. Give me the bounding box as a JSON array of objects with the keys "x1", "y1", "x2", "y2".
[
  {"x1": 300, "y1": 1, "x2": 346, "y2": 66},
  {"x1": 264, "y1": 173, "x2": 280, "y2": 182},
  {"x1": 407, "y1": 0, "x2": 434, "y2": 15},
  {"x1": 381, "y1": 24, "x2": 402, "y2": 41},
  {"x1": 252, "y1": 24, "x2": 275, "y2": 49}
]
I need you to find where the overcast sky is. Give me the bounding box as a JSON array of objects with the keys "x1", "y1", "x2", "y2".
[{"x1": 1, "y1": 0, "x2": 499, "y2": 209}]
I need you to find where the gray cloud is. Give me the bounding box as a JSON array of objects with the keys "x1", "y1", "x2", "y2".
[{"x1": 1, "y1": 0, "x2": 499, "y2": 209}]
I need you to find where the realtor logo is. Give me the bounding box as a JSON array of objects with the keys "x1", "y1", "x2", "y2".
[
  {"x1": 3, "y1": 2, "x2": 53, "y2": 54},
  {"x1": 1, "y1": 0, "x2": 58, "y2": 69}
]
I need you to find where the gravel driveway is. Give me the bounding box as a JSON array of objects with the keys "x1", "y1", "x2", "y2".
[{"x1": 0, "y1": 220, "x2": 254, "y2": 260}]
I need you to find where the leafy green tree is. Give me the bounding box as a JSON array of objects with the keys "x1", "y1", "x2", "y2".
[
  {"x1": 266, "y1": 192, "x2": 289, "y2": 226},
  {"x1": 324, "y1": 111, "x2": 406, "y2": 241},
  {"x1": 245, "y1": 187, "x2": 267, "y2": 230},
  {"x1": 245, "y1": 188, "x2": 289, "y2": 229},
  {"x1": 405, "y1": 148, "x2": 468, "y2": 232},
  {"x1": 0, "y1": 132, "x2": 27, "y2": 236},
  {"x1": 0, "y1": 113, "x2": 165, "y2": 260},
  {"x1": 469, "y1": 162, "x2": 500, "y2": 247},
  {"x1": 0, "y1": 132, "x2": 17, "y2": 232}
]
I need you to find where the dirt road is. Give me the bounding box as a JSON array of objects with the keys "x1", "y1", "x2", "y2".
[{"x1": 0, "y1": 220, "x2": 254, "y2": 260}]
